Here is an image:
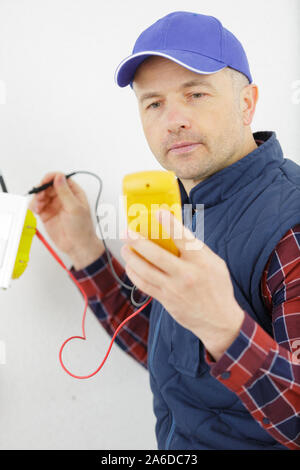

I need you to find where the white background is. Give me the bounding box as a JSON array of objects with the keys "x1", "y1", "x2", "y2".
[{"x1": 0, "y1": 0, "x2": 299, "y2": 450}]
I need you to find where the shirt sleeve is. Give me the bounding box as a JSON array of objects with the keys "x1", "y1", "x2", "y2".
[
  {"x1": 204, "y1": 224, "x2": 300, "y2": 450},
  {"x1": 69, "y1": 247, "x2": 152, "y2": 370}
]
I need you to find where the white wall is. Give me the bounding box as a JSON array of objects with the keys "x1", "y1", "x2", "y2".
[{"x1": 0, "y1": 0, "x2": 299, "y2": 450}]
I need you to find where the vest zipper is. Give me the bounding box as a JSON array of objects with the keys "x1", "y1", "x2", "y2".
[
  {"x1": 148, "y1": 306, "x2": 164, "y2": 379},
  {"x1": 192, "y1": 210, "x2": 196, "y2": 232},
  {"x1": 149, "y1": 306, "x2": 176, "y2": 449},
  {"x1": 165, "y1": 411, "x2": 175, "y2": 450}
]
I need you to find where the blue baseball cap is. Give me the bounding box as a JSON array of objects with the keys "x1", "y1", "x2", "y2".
[{"x1": 114, "y1": 11, "x2": 253, "y2": 88}]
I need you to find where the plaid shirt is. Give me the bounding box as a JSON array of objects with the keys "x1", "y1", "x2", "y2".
[{"x1": 70, "y1": 223, "x2": 300, "y2": 450}]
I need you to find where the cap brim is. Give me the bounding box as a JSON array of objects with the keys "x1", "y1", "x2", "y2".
[{"x1": 114, "y1": 50, "x2": 227, "y2": 87}]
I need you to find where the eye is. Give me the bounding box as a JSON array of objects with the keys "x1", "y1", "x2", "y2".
[
  {"x1": 147, "y1": 101, "x2": 161, "y2": 110},
  {"x1": 191, "y1": 93, "x2": 205, "y2": 99}
]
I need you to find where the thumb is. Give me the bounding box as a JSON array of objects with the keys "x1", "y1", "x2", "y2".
[
  {"x1": 54, "y1": 174, "x2": 78, "y2": 211},
  {"x1": 156, "y1": 209, "x2": 205, "y2": 254}
]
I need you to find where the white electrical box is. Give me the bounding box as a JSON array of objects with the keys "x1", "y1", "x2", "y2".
[{"x1": 0, "y1": 194, "x2": 29, "y2": 289}]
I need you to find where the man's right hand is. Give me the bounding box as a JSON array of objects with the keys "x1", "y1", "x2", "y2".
[{"x1": 28, "y1": 172, "x2": 105, "y2": 270}]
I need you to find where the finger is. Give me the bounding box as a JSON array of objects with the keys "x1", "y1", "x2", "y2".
[
  {"x1": 53, "y1": 174, "x2": 78, "y2": 212},
  {"x1": 122, "y1": 243, "x2": 167, "y2": 288},
  {"x1": 36, "y1": 171, "x2": 69, "y2": 193},
  {"x1": 66, "y1": 178, "x2": 89, "y2": 205},
  {"x1": 35, "y1": 191, "x2": 50, "y2": 201},
  {"x1": 29, "y1": 192, "x2": 53, "y2": 212},
  {"x1": 39, "y1": 171, "x2": 64, "y2": 185},
  {"x1": 33, "y1": 197, "x2": 63, "y2": 222},
  {"x1": 31, "y1": 199, "x2": 47, "y2": 214},
  {"x1": 155, "y1": 209, "x2": 206, "y2": 255},
  {"x1": 125, "y1": 264, "x2": 161, "y2": 300},
  {"x1": 38, "y1": 172, "x2": 64, "y2": 195},
  {"x1": 34, "y1": 176, "x2": 85, "y2": 203},
  {"x1": 125, "y1": 230, "x2": 182, "y2": 275},
  {"x1": 36, "y1": 186, "x2": 57, "y2": 199},
  {"x1": 29, "y1": 172, "x2": 62, "y2": 199}
]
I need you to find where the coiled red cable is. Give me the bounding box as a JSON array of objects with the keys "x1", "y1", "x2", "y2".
[{"x1": 35, "y1": 228, "x2": 153, "y2": 379}]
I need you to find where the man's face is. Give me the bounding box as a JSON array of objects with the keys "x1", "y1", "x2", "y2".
[{"x1": 133, "y1": 57, "x2": 249, "y2": 192}]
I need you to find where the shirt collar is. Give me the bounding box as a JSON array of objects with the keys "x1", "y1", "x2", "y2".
[{"x1": 177, "y1": 131, "x2": 284, "y2": 208}]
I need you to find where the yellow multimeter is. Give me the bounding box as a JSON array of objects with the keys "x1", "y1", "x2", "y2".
[{"x1": 122, "y1": 170, "x2": 182, "y2": 259}]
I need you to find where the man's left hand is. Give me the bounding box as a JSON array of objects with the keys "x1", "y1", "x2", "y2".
[{"x1": 121, "y1": 209, "x2": 245, "y2": 361}]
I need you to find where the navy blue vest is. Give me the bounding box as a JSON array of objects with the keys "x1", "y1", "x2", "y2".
[{"x1": 147, "y1": 131, "x2": 300, "y2": 450}]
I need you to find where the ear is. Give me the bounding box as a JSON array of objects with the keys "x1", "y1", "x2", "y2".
[{"x1": 241, "y1": 84, "x2": 259, "y2": 126}]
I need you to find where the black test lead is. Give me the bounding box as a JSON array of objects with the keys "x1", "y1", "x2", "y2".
[{"x1": 27, "y1": 172, "x2": 77, "y2": 195}]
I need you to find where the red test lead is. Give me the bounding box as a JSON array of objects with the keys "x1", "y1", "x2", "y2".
[{"x1": 35, "y1": 228, "x2": 152, "y2": 379}]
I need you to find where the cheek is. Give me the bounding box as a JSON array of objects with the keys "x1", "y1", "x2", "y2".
[
  {"x1": 220, "y1": 96, "x2": 240, "y2": 120},
  {"x1": 143, "y1": 122, "x2": 162, "y2": 153},
  {"x1": 205, "y1": 102, "x2": 237, "y2": 137}
]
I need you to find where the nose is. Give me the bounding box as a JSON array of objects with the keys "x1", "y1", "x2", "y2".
[{"x1": 165, "y1": 105, "x2": 192, "y2": 134}]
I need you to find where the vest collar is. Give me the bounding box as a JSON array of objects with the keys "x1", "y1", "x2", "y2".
[{"x1": 177, "y1": 131, "x2": 284, "y2": 209}]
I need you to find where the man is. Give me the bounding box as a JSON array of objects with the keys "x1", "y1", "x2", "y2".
[{"x1": 30, "y1": 12, "x2": 300, "y2": 450}]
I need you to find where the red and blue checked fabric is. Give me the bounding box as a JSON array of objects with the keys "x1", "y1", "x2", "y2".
[
  {"x1": 70, "y1": 224, "x2": 300, "y2": 450},
  {"x1": 205, "y1": 224, "x2": 300, "y2": 450}
]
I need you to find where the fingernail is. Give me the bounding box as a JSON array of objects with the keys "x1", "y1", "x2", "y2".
[{"x1": 57, "y1": 175, "x2": 66, "y2": 185}]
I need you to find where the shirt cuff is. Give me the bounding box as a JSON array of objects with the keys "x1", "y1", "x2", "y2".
[
  {"x1": 204, "y1": 310, "x2": 275, "y2": 393},
  {"x1": 68, "y1": 246, "x2": 131, "y2": 300},
  {"x1": 69, "y1": 249, "x2": 112, "y2": 280}
]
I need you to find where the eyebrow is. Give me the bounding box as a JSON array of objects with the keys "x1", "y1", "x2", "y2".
[{"x1": 139, "y1": 78, "x2": 216, "y2": 103}]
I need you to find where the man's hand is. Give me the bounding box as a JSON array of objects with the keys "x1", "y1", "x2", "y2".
[
  {"x1": 29, "y1": 172, "x2": 105, "y2": 270},
  {"x1": 121, "y1": 209, "x2": 245, "y2": 361}
]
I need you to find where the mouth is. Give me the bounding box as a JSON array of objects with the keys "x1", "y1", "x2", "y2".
[{"x1": 168, "y1": 142, "x2": 203, "y2": 155}]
